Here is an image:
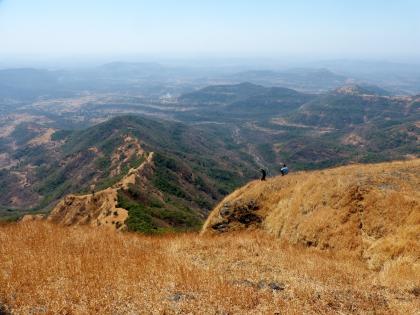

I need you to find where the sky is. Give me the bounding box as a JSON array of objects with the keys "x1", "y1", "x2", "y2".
[{"x1": 0, "y1": 0, "x2": 419, "y2": 63}]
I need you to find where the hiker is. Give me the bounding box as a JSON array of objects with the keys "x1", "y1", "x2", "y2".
[
  {"x1": 260, "y1": 168, "x2": 267, "y2": 181},
  {"x1": 280, "y1": 164, "x2": 289, "y2": 176}
]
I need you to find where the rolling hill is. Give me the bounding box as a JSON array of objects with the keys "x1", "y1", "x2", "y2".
[
  {"x1": 287, "y1": 86, "x2": 419, "y2": 129},
  {"x1": 224, "y1": 68, "x2": 350, "y2": 93},
  {"x1": 177, "y1": 82, "x2": 419, "y2": 170},
  {"x1": 0, "y1": 115, "x2": 258, "y2": 231},
  {"x1": 203, "y1": 159, "x2": 420, "y2": 271},
  {"x1": 179, "y1": 82, "x2": 313, "y2": 115},
  {"x1": 179, "y1": 82, "x2": 270, "y2": 105}
]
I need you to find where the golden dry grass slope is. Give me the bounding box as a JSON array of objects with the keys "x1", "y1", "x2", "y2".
[
  {"x1": 203, "y1": 159, "x2": 420, "y2": 272},
  {"x1": 1, "y1": 159, "x2": 419, "y2": 314},
  {"x1": 0, "y1": 222, "x2": 419, "y2": 314}
]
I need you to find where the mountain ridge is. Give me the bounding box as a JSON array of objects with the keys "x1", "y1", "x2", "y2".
[{"x1": 2, "y1": 115, "x2": 258, "y2": 231}]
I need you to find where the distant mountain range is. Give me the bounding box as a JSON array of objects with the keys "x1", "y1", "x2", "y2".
[
  {"x1": 223, "y1": 68, "x2": 350, "y2": 93},
  {"x1": 1, "y1": 61, "x2": 420, "y2": 106}
]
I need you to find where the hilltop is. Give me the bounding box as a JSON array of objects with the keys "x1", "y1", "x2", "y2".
[
  {"x1": 333, "y1": 84, "x2": 391, "y2": 96},
  {"x1": 203, "y1": 159, "x2": 420, "y2": 271},
  {"x1": 224, "y1": 68, "x2": 349, "y2": 93},
  {"x1": 178, "y1": 82, "x2": 313, "y2": 117}
]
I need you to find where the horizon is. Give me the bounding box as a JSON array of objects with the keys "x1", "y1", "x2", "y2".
[
  {"x1": 0, "y1": 2, "x2": 419, "y2": 313},
  {"x1": 1, "y1": 55, "x2": 420, "y2": 71},
  {"x1": 1, "y1": 0, "x2": 420, "y2": 68}
]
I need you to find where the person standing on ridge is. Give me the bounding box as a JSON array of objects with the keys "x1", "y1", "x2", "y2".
[
  {"x1": 280, "y1": 164, "x2": 289, "y2": 176},
  {"x1": 260, "y1": 168, "x2": 267, "y2": 181}
]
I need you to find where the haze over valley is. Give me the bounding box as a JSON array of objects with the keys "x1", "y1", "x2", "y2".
[
  {"x1": 1, "y1": 61, "x2": 418, "y2": 218},
  {"x1": 0, "y1": 0, "x2": 419, "y2": 314}
]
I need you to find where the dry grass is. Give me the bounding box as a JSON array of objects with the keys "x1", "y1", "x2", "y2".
[
  {"x1": 204, "y1": 159, "x2": 420, "y2": 274},
  {"x1": 0, "y1": 222, "x2": 419, "y2": 314}
]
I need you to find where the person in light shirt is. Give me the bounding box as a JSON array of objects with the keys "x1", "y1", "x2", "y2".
[{"x1": 280, "y1": 164, "x2": 289, "y2": 176}]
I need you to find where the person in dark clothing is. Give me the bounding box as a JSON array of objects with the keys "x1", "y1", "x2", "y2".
[
  {"x1": 280, "y1": 164, "x2": 289, "y2": 176},
  {"x1": 260, "y1": 168, "x2": 267, "y2": 181}
]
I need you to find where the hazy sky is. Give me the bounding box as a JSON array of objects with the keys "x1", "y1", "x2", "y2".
[{"x1": 1, "y1": 0, "x2": 419, "y2": 60}]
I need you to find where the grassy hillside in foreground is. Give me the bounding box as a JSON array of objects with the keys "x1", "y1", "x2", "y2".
[
  {"x1": 203, "y1": 159, "x2": 420, "y2": 271},
  {"x1": 0, "y1": 222, "x2": 418, "y2": 314}
]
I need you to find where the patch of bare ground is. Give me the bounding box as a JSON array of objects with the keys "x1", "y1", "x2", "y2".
[
  {"x1": 0, "y1": 222, "x2": 419, "y2": 314},
  {"x1": 245, "y1": 122, "x2": 285, "y2": 135},
  {"x1": 0, "y1": 153, "x2": 18, "y2": 170},
  {"x1": 27, "y1": 128, "x2": 56, "y2": 146},
  {"x1": 271, "y1": 117, "x2": 335, "y2": 134},
  {"x1": 0, "y1": 114, "x2": 51, "y2": 138},
  {"x1": 110, "y1": 135, "x2": 144, "y2": 177},
  {"x1": 342, "y1": 132, "x2": 366, "y2": 146},
  {"x1": 32, "y1": 95, "x2": 102, "y2": 112}
]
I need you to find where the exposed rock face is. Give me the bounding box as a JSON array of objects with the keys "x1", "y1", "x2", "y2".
[
  {"x1": 47, "y1": 152, "x2": 155, "y2": 231},
  {"x1": 203, "y1": 159, "x2": 420, "y2": 270},
  {"x1": 47, "y1": 188, "x2": 128, "y2": 231},
  {"x1": 115, "y1": 152, "x2": 154, "y2": 190},
  {"x1": 20, "y1": 214, "x2": 45, "y2": 222},
  {"x1": 110, "y1": 135, "x2": 144, "y2": 177},
  {"x1": 210, "y1": 200, "x2": 261, "y2": 232}
]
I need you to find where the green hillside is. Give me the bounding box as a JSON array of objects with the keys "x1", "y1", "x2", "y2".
[{"x1": 0, "y1": 115, "x2": 258, "y2": 230}]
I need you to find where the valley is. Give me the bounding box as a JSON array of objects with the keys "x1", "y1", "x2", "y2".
[
  {"x1": 0, "y1": 65, "x2": 419, "y2": 229},
  {"x1": 0, "y1": 64, "x2": 418, "y2": 314},
  {"x1": 2, "y1": 1, "x2": 420, "y2": 313}
]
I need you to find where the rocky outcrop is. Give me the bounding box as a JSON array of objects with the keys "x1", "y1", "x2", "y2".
[
  {"x1": 210, "y1": 200, "x2": 261, "y2": 232},
  {"x1": 47, "y1": 188, "x2": 128, "y2": 231},
  {"x1": 20, "y1": 214, "x2": 45, "y2": 222},
  {"x1": 46, "y1": 152, "x2": 155, "y2": 231}
]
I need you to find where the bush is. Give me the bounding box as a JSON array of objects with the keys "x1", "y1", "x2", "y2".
[{"x1": 117, "y1": 191, "x2": 201, "y2": 234}]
